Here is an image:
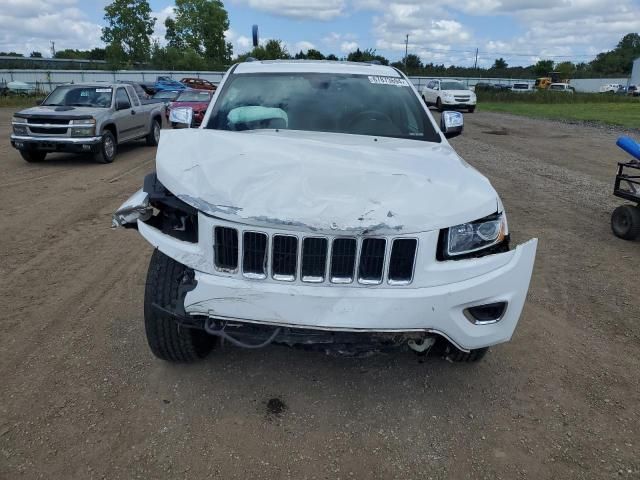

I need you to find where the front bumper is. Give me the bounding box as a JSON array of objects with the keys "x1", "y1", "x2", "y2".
[
  {"x1": 137, "y1": 218, "x2": 537, "y2": 351},
  {"x1": 11, "y1": 135, "x2": 102, "y2": 153},
  {"x1": 441, "y1": 99, "x2": 476, "y2": 108}
]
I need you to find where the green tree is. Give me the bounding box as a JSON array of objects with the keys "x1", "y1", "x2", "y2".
[
  {"x1": 102, "y1": 0, "x2": 155, "y2": 65},
  {"x1": 29, "y1": 51, "x2": 43, "y2": 58},
  {"x1": 555, "y1": 61, "x2": 576, "y2": 79},
  {"x1": 169, "y1": 0, "x2": 232, "y2": 65},
  {"x1": 164, "y1": 17, "x2": 184, "y2": 50},
  {"x1": 533, "y1": 59, "x2": 555, "y2": 76},
  {"x1": 590, "y1": 33, "x2": 640, "y2": 74},
  {"x1": 404, "y1": 53, "x2": 423, "y2": 72},
  {"x1": 326, "y1": 53, "x2": 338, "y2": 61},
  {"x1": 492, "y1": 57, "x2": 508, "y2": 69},
  {"x1": 346, "y1": 48, "x2": 388, "y2": 65}
]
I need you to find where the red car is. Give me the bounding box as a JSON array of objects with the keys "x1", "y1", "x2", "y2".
[{"x1": 167, "y1": 89, "x2": 213, "y2": 127}]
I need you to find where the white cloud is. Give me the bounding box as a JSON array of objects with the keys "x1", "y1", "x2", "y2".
[
  {"x1": 0, "y1": 0, "x2": 102, "y2": 56},
  {"x1": 151, "y1": 6, "x2": 175, "y2": 46},
  {"x1": 232, "y1": 0, "x2": 346, "y2": 20},
  {"x1": 340, "y1": 41, "x2": 359, "y2": 53},
  {"x1": 294, "y1": 40, "x2": 316, "y2": 52}
]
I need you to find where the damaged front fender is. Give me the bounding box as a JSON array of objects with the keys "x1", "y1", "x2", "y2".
[{"x1": 112, "y1": 189, "x2": 152, "y2": 228}]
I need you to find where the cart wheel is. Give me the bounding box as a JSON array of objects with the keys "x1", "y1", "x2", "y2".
[{"x1": 611, "y1": 205, "x2": 640, "y2": 240}]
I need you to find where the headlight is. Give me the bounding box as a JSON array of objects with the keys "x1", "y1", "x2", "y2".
[
  {"x1": 439, "y1": 213, "x2": 508, "y2": 259},
  {"x1": 11, "y1": 116, "x2": 26, "y2": 124},
  {"x1": 443, "y1": 92, "x2": 453, "y2": 99},
  {"x1": 70, "y1": 118, "x2": 96, "y2": 126},
  {"x1": 70, "y1": 118, "x2": 96, "y2": 137},
  {"x1": 13, "y1": 125, "x2": 28, "y2": 135}
]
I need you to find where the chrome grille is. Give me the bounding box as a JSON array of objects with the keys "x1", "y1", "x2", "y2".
[
  {"x1": 26, "y1": 118, "x2": 71, "y2": 125},
  {"x1": 242, "y1": 232, "x2": 267, "y2": 278},
  {"x1": 301, "y1": 237, "x2": 328, "y2": 282},
  {"x1": 358, "y1": 238, "x2": 386, "y2": 284},
  {"x1": 272, "y1": 235, "x2": 298, "y2": 281},
  {"x1": 388, "y1": 239, "x2": 418, "y2": 284},
  {"x1": 214, "y1": 226, "x2": 238, "y2": 271},
  {"x1": 454, "y1": 96, "x2": 470, "y2": 102},
  {"x1": 330, "y1": 238, "x2": 357, "y2": 283},
  {"x1": 212, "y1": 227, "x2": 417, "y2": 285}
]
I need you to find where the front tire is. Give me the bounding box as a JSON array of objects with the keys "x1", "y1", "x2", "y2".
[
  {"x1": 611, "y1": 205, "x2": 640, "y2": 240},
  {"x1": 146, "y1": 118, "x2": 161, "y2": 146},
  {"x1": 93, "y1": 131, "x2": 116, "y2": 164},
  {"x1": 436, "y1": 97, "x2": 443, "y2": 112},
  {"x1": 144, "y1": 250, "x2": 215, "y2": 363},
  {"x1": 468, "y1": 106, "x2": 476, "y2": 113},
  {"x1": 20, "y1": 150, "x2": 46, "y2": 163}
]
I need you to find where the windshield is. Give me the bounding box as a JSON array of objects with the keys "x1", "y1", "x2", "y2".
[
  {"x1": 440, "y1": 81, "x2": 468, "y2": 91},
  {"x1": 176, "y1": 90, "x2": 212, "y2": 102},
  {"x1": 154, "y1": 91, "x2": 179, "y2": 99},
  {"x1": 42, "y1": 86, "x2": 112, "y2": 108},
  {"x1": 207, "y1": 73, "x2": 439, "y2": 142}
]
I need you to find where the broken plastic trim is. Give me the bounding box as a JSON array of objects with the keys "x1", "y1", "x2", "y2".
[{"x1": 112, "y1": 189, "x2": 152, "y2": 228}]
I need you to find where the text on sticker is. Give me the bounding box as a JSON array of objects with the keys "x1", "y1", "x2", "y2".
[{"x1": 368, "y1": 76, "x2": 410, "y2": 87}]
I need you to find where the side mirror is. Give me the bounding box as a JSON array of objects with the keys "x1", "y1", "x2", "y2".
[
  {"x1": 116, "y1": 100, "x2": 131, "y2": 111},
  {"x1": 440, "y1": 111, "x2": 464, "y2": 139},
  {"x1": 169, "y1": 106, "x2": 193, "y2": 128}
]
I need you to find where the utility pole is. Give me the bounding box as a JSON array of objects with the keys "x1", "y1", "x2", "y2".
[
  {"x1": 474, "y1": 48, "x2": 478, "y2": 70},
  {"x1": 404, "y1": 34, "x2": 409, "y2": 71},
  {"x1": 50, "y1": 41, "x2": 56, "y2": 58}
]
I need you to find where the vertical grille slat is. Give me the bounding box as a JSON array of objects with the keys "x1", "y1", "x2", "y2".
[
  {"x1": 358, "y1": 238, "x2": 386, "y2": 284},
  {"x1": 301, "y1": 237, "x2": 328, "y2": 282},
  {"x1": 214, "y1": 227, "x2": 239, "y2": 271},
  {"x1": 388, "y1": 239, "x2": 417, "y2": 283},
  {"x1": 330, "y1": 238, "x2": 357, "y2": 283},
  {"x1": 272, "y1": 235, "x2": 298, "y2": 281},
  {"x1": 242, "y1": 232, "x2": 268, "y2": 278}
]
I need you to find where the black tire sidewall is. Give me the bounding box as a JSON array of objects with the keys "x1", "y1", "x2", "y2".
[
  {"x1": 95, "y1": 131, "x2": 116, "y2": 163},
  {"x1": 611, "y1": 205, "x2": 640, "y2": 240}
]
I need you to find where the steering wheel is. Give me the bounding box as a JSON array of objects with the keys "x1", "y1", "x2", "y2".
[{"x1": 347, "y1": 110, "x2": 394, "y2": 128}]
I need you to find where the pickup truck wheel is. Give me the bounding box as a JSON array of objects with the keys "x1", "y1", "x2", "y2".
[
  {"x1": 611, "y1": 205, "x2": 640, "y2": 240},
  {"x1": 146, "y1": 118, "x2": 161, "y2": 146},
  {"x1": 436, "y1": 97, "x2": 443, "y2": 112},
  {"x1": 93, "y1": 131, "x2": 116, "y2": 164},
  {"x1": 144, "y1": 250, "x2": 215, "y2": 363},
  {"x1": 20, "y1": 150, "x2": 46, "y2": 163},
  {"x1": 468, "y1": 106, "x2": 476, "y2": 113}
]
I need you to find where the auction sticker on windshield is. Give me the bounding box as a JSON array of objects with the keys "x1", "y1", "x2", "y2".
[
  {"x1": 96, "y1": 88, "x2": 112, "y2": 93},
  {"x1": 368, "y1": 76, "x2": 410, "y2": 87}
]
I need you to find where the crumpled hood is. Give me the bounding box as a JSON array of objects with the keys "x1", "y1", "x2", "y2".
[{"x1": 156, "y1": 129, "x2": 499, "y2": 234}]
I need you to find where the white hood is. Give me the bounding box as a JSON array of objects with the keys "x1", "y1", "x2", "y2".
[{"x1": 156, "y1": 129, "x2": 498, "y2": 235}]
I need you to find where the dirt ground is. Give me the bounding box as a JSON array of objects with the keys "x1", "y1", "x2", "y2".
[{"x1": 0, "y1": 107, "x2": 638, "y2": 480}]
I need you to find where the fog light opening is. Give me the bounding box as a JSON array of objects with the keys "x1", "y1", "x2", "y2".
[{"x1": 464, "y1": 302, "x2": 507, "y2": 325}]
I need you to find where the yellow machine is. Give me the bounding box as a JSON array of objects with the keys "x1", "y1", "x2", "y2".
[{"x1": 534, "y1": 72, "x2": 569, "y2": 89}]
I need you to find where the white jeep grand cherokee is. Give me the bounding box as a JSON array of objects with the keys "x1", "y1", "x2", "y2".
[{"x1": 114, "y1": 60, "x2": 537, "y2": 363}]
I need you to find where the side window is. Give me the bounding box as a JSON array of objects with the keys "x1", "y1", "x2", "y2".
[
  {"x1": 434, "y1": 81, "x2": 440, "y2": 90},
  {"x1": 127, "y1": 86, "x2": 141, "y2": 105},
  {"x1": 115, "y1": 88, "x2": 131, "y2": 109}
]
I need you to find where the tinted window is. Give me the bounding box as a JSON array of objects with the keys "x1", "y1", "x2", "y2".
[
  {"x1": 440, "y1": 81, "x2": 467, "y2": 90},
  {"x1": 207, "y1": 73, "x2": 440, "y2": 143},
  {"x1": 115, "y1": 88, "x2": 131, "y2": 109},
  {"x1": 42, "y1": 86, "x2": 112, "y2": 108},
  {"x1": 176, "y1": 90, "x2": 212, "y2": 102}
]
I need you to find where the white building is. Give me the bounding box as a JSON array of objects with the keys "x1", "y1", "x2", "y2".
[{"x1": 632, "y1": 57, "x2": 640, "y2": 86}]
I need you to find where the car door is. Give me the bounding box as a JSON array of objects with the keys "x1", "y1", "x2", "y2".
[
  {"x1": 125, "y1": 85, "x2": 148, "y2": 137},
  {"x1": 423, "y1": 81, "x2": 435, "y2": 102},
  {"x1": 113, "y1": 87, "x2": 139, "y2": 142},
  {"x1": 428, "y1": 80, "x2": 440, "y2": 103}
]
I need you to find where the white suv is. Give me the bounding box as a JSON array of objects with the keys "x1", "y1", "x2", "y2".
[
  {"x1": 421, "y1": 79, "x2": 477, "y2": 112},
  {"x1": 114, "y1": 60, "x2": 537, "y2": 363}
]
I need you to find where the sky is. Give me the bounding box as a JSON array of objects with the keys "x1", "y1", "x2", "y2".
[{"x1": 0, "y1": 0, "x2": 638, "y2": 67}]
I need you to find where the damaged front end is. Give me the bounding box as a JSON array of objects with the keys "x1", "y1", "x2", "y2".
[{"x1": 112, "y1": 172, "x2": 198, "y2": 243}]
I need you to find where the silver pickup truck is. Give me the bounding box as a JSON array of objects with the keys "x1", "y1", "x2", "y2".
[{"x1": 10, "y1": 83, "x2": 164, "y2": 163}]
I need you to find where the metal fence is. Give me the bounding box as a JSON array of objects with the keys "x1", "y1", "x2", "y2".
[{"x1": 0, "y1": 68, "x2": 632, "y2": 93}]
